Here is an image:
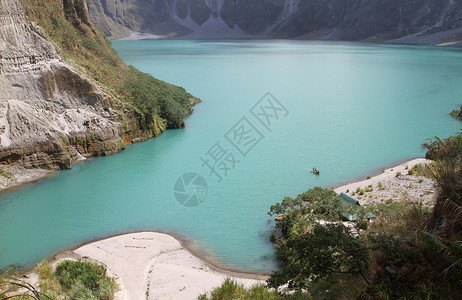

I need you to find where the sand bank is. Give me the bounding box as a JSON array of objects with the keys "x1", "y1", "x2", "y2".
[
  {"x1": 333, "y1": 158, "x2": 435, "y2": 206},
  {"x1": 52, "y1": 232, "x2": 265, "y2": 300}
]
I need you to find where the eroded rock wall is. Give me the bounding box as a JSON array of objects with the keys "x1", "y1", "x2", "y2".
[{"x1": 0, "y1": 0, "x2": 146, "y2": 189}]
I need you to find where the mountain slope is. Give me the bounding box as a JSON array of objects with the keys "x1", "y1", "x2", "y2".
[
  {"x1": 0, "y1": 0, "x2": 197, "y2": 189},
  {"x1": 87, "y1": 0, "x2": 462, "y2": 45}
]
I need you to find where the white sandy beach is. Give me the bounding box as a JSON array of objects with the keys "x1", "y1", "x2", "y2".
[
  {"x1": 53, "y1": 232, "x2": 265, "y2": 300},
  {"x1": 333, "y1": 158, "x2": 435, "y2": 206}
]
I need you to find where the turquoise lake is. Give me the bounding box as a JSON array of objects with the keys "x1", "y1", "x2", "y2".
[{"x1": 0, "y1": 40, "x2": 461, "y2": 272}]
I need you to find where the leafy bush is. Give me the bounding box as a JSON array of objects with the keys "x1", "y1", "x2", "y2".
[
  {"x1": 54, "y1": 260, "x2": 116, "y2": 299},
  {"x1": 21, "y1": 260, "x2": 117, "y2": 300}
]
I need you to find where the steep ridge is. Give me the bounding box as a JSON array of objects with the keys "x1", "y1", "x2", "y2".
[
  {"x1": 87, "y1": 0, "x2": 462, "y2": 45},
  {"x1": 0, "y1": 0, "x2": 197, "y2": 189}
]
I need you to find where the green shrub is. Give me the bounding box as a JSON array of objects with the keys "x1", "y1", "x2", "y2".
[
  {"x1": 395, "y1": 171, "x2": 401, "y2": 177},
  {"x1": 408, "y1": 163, "x2": 429, "y2": 177},
  {"x1": 269, "y1": 233, "x2": 277, "y2": 243},
  {"x1": 53, "y1": 260, "x2": 117, "y2": 299},
  {"x1": 199, "y1": 278, "x2": 290, "y2": 299}
]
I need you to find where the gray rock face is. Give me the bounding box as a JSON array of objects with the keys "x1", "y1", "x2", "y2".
[
  {"x1": 0, "y1": 0, "x2": 132, "y2": 188},
  {"x1": 87, "y1": 0, "x2": 462, "y2": 45}
]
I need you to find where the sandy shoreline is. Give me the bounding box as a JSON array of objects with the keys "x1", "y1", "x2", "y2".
[
  {"x1": 333, "y1": 157, "x2": 435, "y2": 206},
  {"x1": 44, "y1": 232, "x2": 266, "y2": 300}
]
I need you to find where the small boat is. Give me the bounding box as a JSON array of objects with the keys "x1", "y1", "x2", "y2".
[
  {"x1": 275, "y1": 214, "x2": 285, "y2": 220},
  {"x1": 311, "y1": 167, "x2": 320, "y2": 175}
]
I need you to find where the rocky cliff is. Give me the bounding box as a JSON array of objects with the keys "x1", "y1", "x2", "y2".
[
  {"x1": 0, "y1": 0, "x2": 196, "y2": 189},
  {"x1": 88, "y1": 0, "x2": 462, "y2": 45}
]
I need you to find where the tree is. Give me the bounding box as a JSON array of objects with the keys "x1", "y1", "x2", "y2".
[
  {"x1": 268, "y1": 223, "x2": 369, "y2": 290},
  {"x1": 267, "y1": 187, "x2": 371, "y2": 292}
]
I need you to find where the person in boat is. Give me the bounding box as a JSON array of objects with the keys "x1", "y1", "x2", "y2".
[{"x1": 313, "y1": 167, "x2": 319, "y2": 174}]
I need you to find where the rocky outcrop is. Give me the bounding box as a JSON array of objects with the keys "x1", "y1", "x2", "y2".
[
  {"x1": 0, "y1": 0, "x2": 164, "y2": 189},
  {"x1": 87, "y1": 0, "x2": 462, "y2": 45}
]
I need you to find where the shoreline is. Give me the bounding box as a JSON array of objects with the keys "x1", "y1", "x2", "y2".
[
  {"x1": 332, "y1": 157, "x2": 435, "y2": 206},
  {"x1": 114, "y1": 35, "x2": 462, "y2": 48},
  {"x1": 329, "y1": 156, "x2": 427, "y2": 190},
  {"x1": 45, "y1": 231, "x2": 267, "y2": 300},
  {"x1": 0, "y1": 167, "x2": 54, "y2": 194},
  {"x1": 19, "y1": 156, "x2": 435, "y2": 299},
  {"x1": 53, "y1": 229, "x2": 270, "y2": 279},
  {"x1": 19, "y1": 156, "x2": 432, "y2": 275}
]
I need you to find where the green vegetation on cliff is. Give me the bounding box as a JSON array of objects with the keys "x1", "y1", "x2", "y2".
[{"x1": 21, "y1": 0, "x2": 198, "y2": 135}]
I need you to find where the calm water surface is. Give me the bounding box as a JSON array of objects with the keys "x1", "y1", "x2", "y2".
[{"x1": 0, "y1": 40, "x2": 461, "y2": 272}]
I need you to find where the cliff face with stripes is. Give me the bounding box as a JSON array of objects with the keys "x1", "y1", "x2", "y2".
[
  {"x1": 0, "y1": 0, "x2": 168, "y2": 189},
  {"x1": 88, "y1": 0, "x2": 462, "y2": 45}
]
